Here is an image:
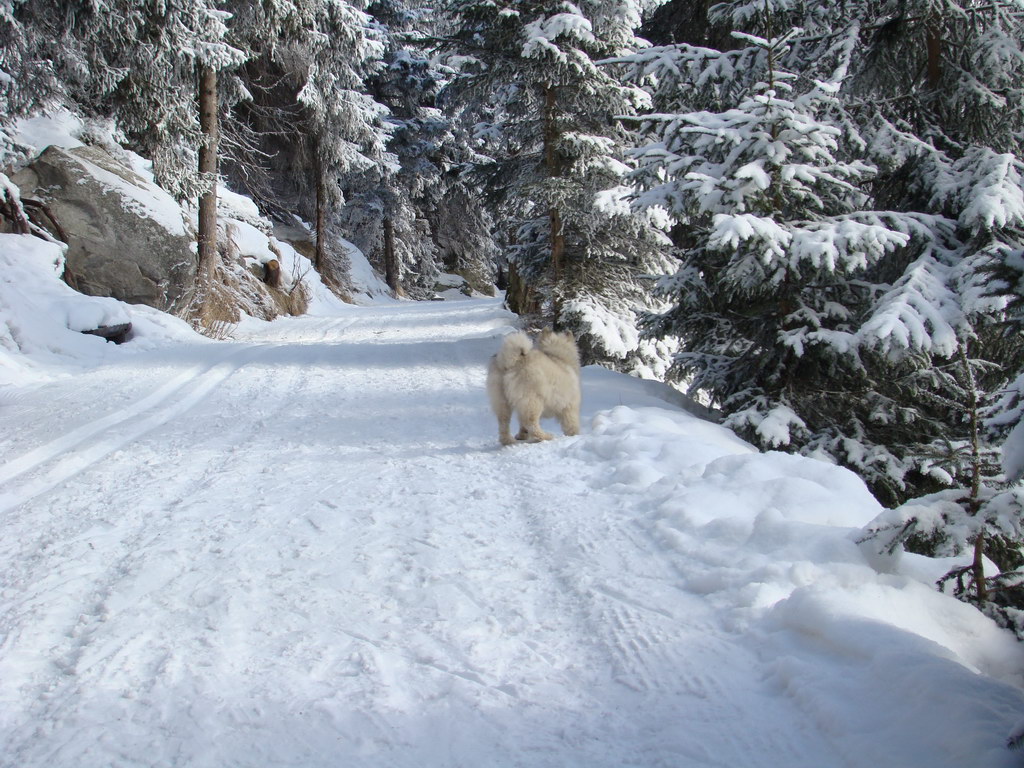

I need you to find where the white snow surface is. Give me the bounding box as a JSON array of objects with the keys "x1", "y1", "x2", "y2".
[
  {"x1": 341, "y1": 235, "x2": 396, "y2": 303},
  {"x1": 1, "y1": 286, "x2": 1024, "y2": 765},
  {"x1": 0, "y1": 234, "x2": 201, "y2": 388}
]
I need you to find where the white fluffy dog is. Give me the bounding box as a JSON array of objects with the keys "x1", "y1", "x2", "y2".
[{"x1": 486, "y1": 329, "x2": 581, "y2": 446}]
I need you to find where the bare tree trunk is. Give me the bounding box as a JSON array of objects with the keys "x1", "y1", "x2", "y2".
[
  {"x1": 926, "y1": 17, "x2": 942, "y2": 88},
  {"x1": 960, "y1": 346, "x2": 988, "y2": 605},
  {"x1": 314, "y1": 161, "x2": 328, "y2": 275},
  {"x1": 383, "y1": 216, "x2": 400, "y2": 293},
  {"x1": 506, "y1": 262, "x2": 538, "y2": 316},
  {"x1": 543, "y1": 83, "x2": 566, "y2": 327},
  {"x1": 197, "y1": 65, "x2": 219, "y2": 288},
  {"x1": 973, "y1": 532, "x2": 988, "y2": 605}
]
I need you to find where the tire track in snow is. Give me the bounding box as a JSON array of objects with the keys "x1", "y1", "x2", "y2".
[
  {"x1": 21, "y1": 318, "x2": 414, "y2": 760},
  {"x1": 233, "y1": 314, "x2": 357, "y2": 345},
  {"x1": 0, "y1": 308, "x2": 435, "y2": 765},
  {"x1": 0, "y1": 299, "x2": 849, "y2": 767},
  {"x1": 278, "y1": 321, "x2": 612, "y2": 721},
  {"x1": 0, "y1": 360, "x2": 220, "y2": 486},
  {"x1": 0, "y1": 339, "x2": 318, "y2": 763},
  {"x1": 505, "y1": 444, "x2": 839, "y2": 767}
]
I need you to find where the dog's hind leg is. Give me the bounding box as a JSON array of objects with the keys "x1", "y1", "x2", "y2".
[
  {"x1": 559, "y1": 408, "x2": 580, "y2": 437},
  {"x1": 494, "y1": 399, "x2": 516, "y2": 446},
  {"x1": 487, "y1": 362, "x2": 516, "y2": 446},
  {"x1": 517, "y1": 403, "x2": 554, "y2": 443},
  {"x1": 514, "y1": 424, "x2": 549, "y2": 441}
]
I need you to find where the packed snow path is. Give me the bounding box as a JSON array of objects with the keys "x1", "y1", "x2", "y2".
[{"x1": 1, "y1": 299, "x2": 1021, "y2": 767}]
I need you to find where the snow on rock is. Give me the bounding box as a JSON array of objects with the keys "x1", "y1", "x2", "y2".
[
  {"x1": 430, "y1": 272, "x2": 494, "y2": 301},
  {"x1": 226, "y1": 218, "x2": 279, "y2": 265},
  {"x1": 66, "y1": 146, "x2": 189, "y2": 239},
  {"x1": 15, "y1": 111, "x2": 186, "y2": 239},
  {"x1": 13, "y1": 110, "x2": 86, "y2": 153},
  {"x1": 10, "y1": 113, "x2": 363, "y2": 324}
]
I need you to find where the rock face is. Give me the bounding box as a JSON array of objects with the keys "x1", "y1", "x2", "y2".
[{"x1": 13, "y1": 145, "x2": 195, "y2": 311}]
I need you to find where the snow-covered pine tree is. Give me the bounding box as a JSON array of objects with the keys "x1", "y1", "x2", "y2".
[
  {"x1": 395, "y1": 7, "x2": 501, "y2": 299},
  {"x1": 222, "y1": 0, "x2": 393, "y2": 291},
  {"x1": 988, "y1": 222, "x2": 1024, "y2": 489},
  {"x1": 298, "y1": 1, "x2": 393, "y2": 282},
  {"x1": 0, "y1": 6, "x2": 57, "y2": 164},
  {"x1": 619, "y1": 19, "x2": 938, "y2": 494},
  {"x1": 337, "y1": 0, "x2": 498, "y2": 299},
  {"x1": 441, "y1": 0, "x2": 671, "y2": 368},
  {"x1": 220, "y1": 0, "x2": 324, "y2": 221},
  {"x1": 861, "y1": 346, "x2": 1024, "y2": 635},
  {"x1": 2, "y1": 0, "x2": 245, "y2": 201},
  {"x1": 848, "y1": 0, "x2": 1024, "y2": 620},
  {"x1": 622, "y1": 0, "x2": 1024, "y2": 536},
  {"x1": 3, "y1": 0, "x2": 246, "y2": 325},
  {"x1": 634, "y1": 0, "x2": 1024, "y2": 624},
  {"x1": 439, "y1": 0, "x2": 550, "y2": 311}
]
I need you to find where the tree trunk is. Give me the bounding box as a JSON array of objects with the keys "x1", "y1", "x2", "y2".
[
  {"x1": 549, "y1": 206, "x2": 565, "y2": 327},
  {"x1": 506, "y1": 262, "x2": 538, "y2": 316},
  {"x1": 960, "y1": 347, "x2": 987, "y2": 605},
  {"x1": 543, "y1": 83, "x2": 566, "y2": 327},
  {"x1": 926, "y1": 17, "x2": 942, "y2": 88},
  {"x1": 197, "y1": 65, "x2": 219, "y2": 288},
  {"x1": 314, "y1": 162, "x2": 328, "y2": 275},
  {"x1": 973, "y1": 531, "x2": 988, "y2": 605},
  {"x1": 383, "y1": 216, "x2": 400, "y2": 293}
]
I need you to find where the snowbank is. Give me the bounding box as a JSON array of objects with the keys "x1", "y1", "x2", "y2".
[
  {"x1": 0, "y1": 234, "x2": 201, "y2": 388},
  {"x1": 340, "y1": 235, "x2": 396, "y2": 304},
  {"x1": 565, "y1": 403, "x2": 1024, "y2": 763}
]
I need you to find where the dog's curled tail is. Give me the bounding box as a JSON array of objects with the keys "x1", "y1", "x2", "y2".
[{"x1": 494, "y1": 331, "x2": 532, "y2": 370}]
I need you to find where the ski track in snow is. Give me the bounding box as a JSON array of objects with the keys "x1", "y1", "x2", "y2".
[{"x1": 0, "y1": 299, "x2": 998, "y2": 767}]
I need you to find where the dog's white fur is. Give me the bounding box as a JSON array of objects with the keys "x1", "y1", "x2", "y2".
[{"x1": 486, "y1": 329, "x2": 581, "y2": 446}]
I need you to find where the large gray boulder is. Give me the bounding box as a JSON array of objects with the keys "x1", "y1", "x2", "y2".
[{"x1": 13, "y1": 145, "x2": 195, "y2": 311}]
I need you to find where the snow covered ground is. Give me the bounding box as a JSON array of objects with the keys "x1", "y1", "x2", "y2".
[{"x1": 2, "y1": 285, "x2": 1024, "y2": 766}]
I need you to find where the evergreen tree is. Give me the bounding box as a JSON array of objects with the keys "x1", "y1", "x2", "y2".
[
  {"x1": 300, "y1": 0, "x2": 393, "y2": 280},
  {"x1": 621, "y1": 0, "x2": 1024, "y2": 627},
  {"x1": 338, "y1": 0, "x2": 498, "y2": 299},
  {"x1": 1, "y1": 0, "x2": 246, "y2": 199},
  {"x1": 622, "y1": 0, "x2": 1024, "y2": 507},
  {"x1": 620, "y1": 21, "x2": 929, "y2": 495},
  {"x1": 442, "y1": 0, "x2": 670, "y2": 367},
  {"x1": 0, "y1": 4, "x2": 57, "y2": 162},
  {"x1": 1, "y1": 1, "x2": 246, "y2": 324},
  {"x1": 222, "y1": 0, "x2": 393, "y2": 290},
  {"x1": 220, "y1": 0, "x2": 324, "y2": 221},
  {"x1": 848, "y1": 0, "x2": 1024, "y2": 619}
]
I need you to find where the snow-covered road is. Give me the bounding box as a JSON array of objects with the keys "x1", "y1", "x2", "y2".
[{"x1": 1, "y1": 298, "x2": 1022, "y2": 767}]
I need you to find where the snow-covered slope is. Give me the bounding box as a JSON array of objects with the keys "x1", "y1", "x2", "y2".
[
  {"x1": 0, "y1": 294, "x2": 1022, "y2": 767},
  {"x1": 0, "y1": 233, "x2": 203, "y2": 388}
]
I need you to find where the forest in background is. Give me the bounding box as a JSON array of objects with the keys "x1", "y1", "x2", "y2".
[{"x1": 2, "y1": 0, "x2": 1024, "y2": 635}]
